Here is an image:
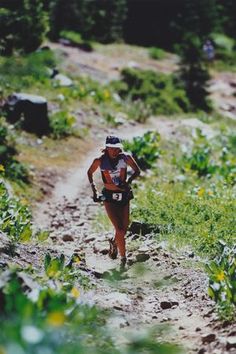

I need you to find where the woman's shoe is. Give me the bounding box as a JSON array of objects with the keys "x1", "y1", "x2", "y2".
[
  {"x1": 108, "y1": 238, "x2": 118, "y2": 259},
  {"x1": 120, "y1": 256, "x2": 127, "y2": 271}
]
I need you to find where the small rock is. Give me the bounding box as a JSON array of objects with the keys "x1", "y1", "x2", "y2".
[
  {"x1": 100, "y1": 249, "x2": 109, "y2": 255},
  {"x1": 201, "y1": 333, "x2": 216, "y2": 344},
  {"x1": 196, "y1": 327, "x2": 202, "y2": 332},
  {"x1": 77, "y1": 221, "x2": 85, "y2": 226},
  {"x1": 226, "y1": 336, "x2": 236, "y2": 350},
  {"x1": 198, "y1": 349, "x2": 206, "y2": 354},
  {"x1": 160, "y1": 317, "x2": 169, "y2": 323},
  {"x1": 120, "y1": 321, "x2": 130, "y2": 328},
  {"x1": 135, "y1": 253, "x2": 150, "y2": 262},
  {"x1": 62, "y1": 234, "x2": 74, "y2": 242},
  {"x1": 84, "y1": 236, "x2": 96, "y2": 243},
  {"x1": 160, "y1": 301, "x2": 172, "y2": 310},
  {"x1": 179, "y1": 326, "x2": 185, "y2": 330}
]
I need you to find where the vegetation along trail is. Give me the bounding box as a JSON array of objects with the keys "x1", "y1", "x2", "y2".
[{"x1": 32, "y1": 117, "x2": 230, "y2": 354}]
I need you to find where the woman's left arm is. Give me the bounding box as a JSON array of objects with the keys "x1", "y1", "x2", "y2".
[{"x1": 126, "y1": 155, "x2": 141, "y2": 185}]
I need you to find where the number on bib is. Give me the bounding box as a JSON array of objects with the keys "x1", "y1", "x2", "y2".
[{"x1": 112, "y1": 193, "x2": 122, "y2": 201}]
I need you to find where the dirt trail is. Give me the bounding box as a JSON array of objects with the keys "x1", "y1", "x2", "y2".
[{"x1": 32, "y1": 116, "x2": 229, "y2": 354}]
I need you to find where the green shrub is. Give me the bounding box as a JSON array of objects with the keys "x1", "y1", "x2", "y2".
[
  {"x1": 0, "y1": 181, "x2": 32, "y2": 242},
  {"x1": 60, "y1": 30, "x2": 93, "y2": 51},
  {"x1": 0, "y1": 50, "x2": 56, "y2": 91},
  {"x1": 132, "y1": 180, "x2": 235, "y2": 256},
  {"x1": 0, "y1": 0, "x2": 48, "y2": 54},
  {"x1": 115, "y1": 68, "x2": 190, "y2": 115},
  {"x1": 126, "y1": 98, "x2": 152, "y2": 123},
  {"x1": 211, "y1": 33, "x2": 234, "y2": 53},
  {"x1": 206, "y1": 241, "x2": 236, "y2": 320},
  {"x1": 149, "y1": 47, "x2": 167, "y2": 60},
  {"x1": 123, "y1": 131, "x2": 161, "y2": 170},
  {"x1": 177, "y1": 131, "x2": 236, "y2": 184},
  {"x1": 0, "y1": 119, "x2": 29, "y2": 182},
  {"x1": 49, "y1": 110, "x2": 76, "y2": 139}
]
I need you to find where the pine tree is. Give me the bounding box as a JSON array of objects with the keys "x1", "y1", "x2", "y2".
[
  {"x1": 178, "y1": 34, "x2": 212, "y2": 112},
  {"x1": 0, "y1": 0, "x2": 48, "y2": 54},
  {"x1": 48, "y1": 0, "x2": 127, "y2": 43}
]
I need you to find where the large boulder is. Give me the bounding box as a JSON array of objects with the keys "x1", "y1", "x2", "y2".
[{"x1": 4, "y1": 93, "x2": 50, "y2": 136}]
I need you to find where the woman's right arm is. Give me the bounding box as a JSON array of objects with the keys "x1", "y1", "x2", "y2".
[{"x1": 87, "y1": 157, "x2": 101, "y2": 200}]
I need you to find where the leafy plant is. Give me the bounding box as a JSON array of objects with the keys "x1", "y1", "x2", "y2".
[
  {"x1": 177, "y1": 130, "x2": 236, "y2": 183},
  {"x1": 60, "y1": 30, "x2": 93, "y2": 51},
  {"x1": 126, "y1": 99, "x2": 152, "y2": 123},
  {"x1": 0, "y1": 181, "x2": 32, "y2": 242},
  {"x1": 0, "y1": 50, "x2": 55, "y2": 92},
  {"x1": 0, "y1": 119, "x2": 29, "y2": 182},
  {"x1": 114, "y1": 68, "x2": 190, "y2": 115},
  {"x1": 132, "y1": 179, "x2": 235, "y2": 256},
  {"x1": 44, "y1": 253, "x2": 66, "y2": 278},
  {"x1": 206, "y1": 241, "x2": 236, "y2": 320},
  {"x1": 149, "y1": 47, "x2": 167, "y2": 60},
  {"x1": 49, "y1": 110, "x2": 76, "y2": 138},
  {"x1": 0, "y1": 0, "x2": 48, "y2": 54},
  {"x1": 123, "y1": 131, "x2": 161, "y2": 170}
]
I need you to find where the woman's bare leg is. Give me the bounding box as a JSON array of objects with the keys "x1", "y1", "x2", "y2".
[{"x1": 104, "y1": 202, "x2": 129, "y2": 258}]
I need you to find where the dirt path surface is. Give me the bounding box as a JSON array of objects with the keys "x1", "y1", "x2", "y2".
[
  {"x1": 49, "y1": 42, "x2": 178, "y2": 83},
  {"x1": 31, "y1": 115, "x2": 236, "y2": 354}
]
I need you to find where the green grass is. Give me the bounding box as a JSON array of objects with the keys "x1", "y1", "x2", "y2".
[{"x1": 132, "y1": 179, "x2": 235, "y2": 256}]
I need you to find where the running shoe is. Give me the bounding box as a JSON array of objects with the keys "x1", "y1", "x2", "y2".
[
  {"x1": 120, "y1": 256, "x2": 127, "y2": 271},
  {"x1": 108, "y1": 238, "x2": 118, "y2": 259}
]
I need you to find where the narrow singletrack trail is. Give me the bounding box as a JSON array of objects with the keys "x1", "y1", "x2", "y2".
[{"x1": 32, "y1": 117, "x2": 227, "y2": 354}]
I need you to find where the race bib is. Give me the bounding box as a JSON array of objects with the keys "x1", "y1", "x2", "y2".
[{"x1": 112, "y1": 193, "x2": 122, "y2": 201}]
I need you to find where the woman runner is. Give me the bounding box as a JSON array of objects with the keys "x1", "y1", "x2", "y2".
[{"x1": 87, "y1": 135, "x2": 140, "y2": 270}]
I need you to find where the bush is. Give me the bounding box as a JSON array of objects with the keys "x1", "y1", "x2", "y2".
[
  {"x1": 0, "y1": 181, "x2": 32, "y2": 242},
  {"x1": 0, "y1": 50, "x2": 56, "y2": 92},
  {"x1": 59, "y1": 30, "x2": 93, "y2": 51},
  {"x1": 123, "y1": 131, "x2": 161, "y2": 170},
  {"x1": 115, "y1": 68, "x2": 190, "y2": 115},
  {"x1": 49, "y1": 110, "x2": 76, "y2": 139},
  {"x1": 0, "y1": 0, "x2": 48, "y2": 54},
  {"x1": 206, "y1": 241, "x2": 236, "y2": 320},
  {"x1": 0, "y1": 119, "x2": 29, "y2": 182},
  {"x1": 149, "y1": 47, "x2": 167, "y2": 60},
  {"x1": 132, "y1": 180, "x2": 235, "y2": 256},
  {"x1": 177, "y1": 130, "x2": 236, "y2": 184}
]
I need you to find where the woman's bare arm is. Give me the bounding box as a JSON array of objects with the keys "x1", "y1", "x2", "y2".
[
  {"x1": 87, "y1": 157, "x2": 101, "y2": 197},
  {"x1": 126, "y1": 155, "x2": 141, "y2": 184}
]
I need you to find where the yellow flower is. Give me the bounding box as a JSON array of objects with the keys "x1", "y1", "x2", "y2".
[
  {"x1": 47, "y1": 311, "x2": 66, "y2": 327},
  {"x1": 197, "y1": 188, "x2": 205, "y2": 197},
  {"x1": 216, "y1": 270, "x2": 225, "y2": 282},
  {"x1": 73, "y1": 254, "x2": 81, "y2": 264},
  {"x1": 208, "y1": 190, "x2": 213, "y2": 196},
  {"x1": 21, "y1": 198, "x2": 28, "y2": 205},
  {"x1": 0, "y1": 165, "x2": 5, "y2": 172},
  {"x1": 103, "y1": 90, "x2": 110, "y2": 100},
  {"x1": 71, "y1": 287, "x2": 80, "y2": 298}
]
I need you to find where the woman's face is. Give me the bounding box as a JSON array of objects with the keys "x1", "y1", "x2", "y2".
[{"x1": 106, "y1": 147, "x2": 121, "y2": 159}]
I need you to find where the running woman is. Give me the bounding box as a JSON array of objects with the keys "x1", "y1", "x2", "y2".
[{"x1": 87, "y1": 135, "x2": 140, "y2": 270}]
